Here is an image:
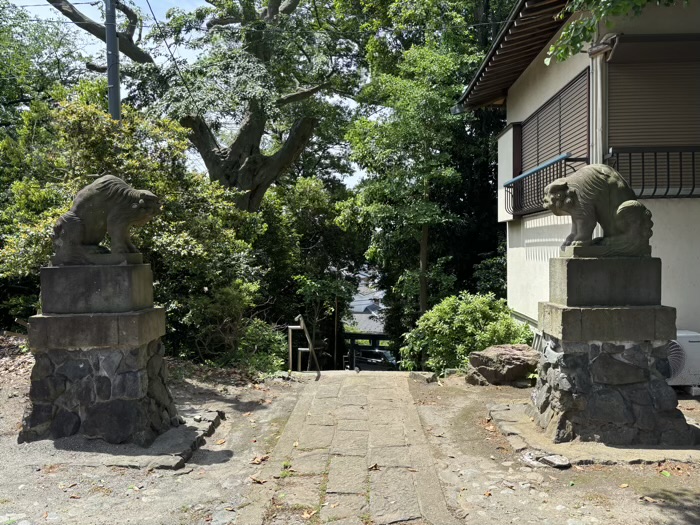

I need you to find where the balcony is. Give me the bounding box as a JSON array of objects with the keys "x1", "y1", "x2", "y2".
[
  {"x1": 605, "y1": 146, "x2": 700, "y2": 198},
  {"x1": 503, "y1": 153, "x2": 587, "y2": 216}
]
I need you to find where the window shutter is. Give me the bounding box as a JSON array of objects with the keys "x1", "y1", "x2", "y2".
[{"x1": 520, "y1": 71, "x2": 589, "y2": 172}]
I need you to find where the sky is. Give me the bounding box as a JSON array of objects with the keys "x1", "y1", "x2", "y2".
[{"x1": 11, "y1": 0, "x2": 367, "y2": 187}]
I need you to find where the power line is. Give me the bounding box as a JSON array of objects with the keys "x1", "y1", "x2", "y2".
[
  {"x1": 143, "y1": 0, "x2": 218, "y2": 146},
  {"x1": 11, "y1": 1, "x2": 98, "y2": 6}
]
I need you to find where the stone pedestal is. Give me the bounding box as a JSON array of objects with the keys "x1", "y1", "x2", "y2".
[
  {"x1": 530, "y1": 257, "x2": 697, "y2": 446},
  {"x1": 19, "y1": 263, "x2": 177, "y2": 446}
]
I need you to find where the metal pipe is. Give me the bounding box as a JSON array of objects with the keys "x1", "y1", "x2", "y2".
[{"x1": 105, "y1": 0, "x2": 121, "y2": 120}]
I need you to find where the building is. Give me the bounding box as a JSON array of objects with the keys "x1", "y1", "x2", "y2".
[{"x1": 454, "y1": 0, "x2": 700, "y2": 331}]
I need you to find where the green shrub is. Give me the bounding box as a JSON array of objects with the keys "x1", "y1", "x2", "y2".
[{"x1": 400, "y1": 292, "x2": 532, "y2": 372}]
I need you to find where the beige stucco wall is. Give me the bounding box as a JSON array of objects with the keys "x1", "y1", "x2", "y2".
[
  {"x1": 602, "y1": 2, "x2": 700, "y2": 34},
  {"x1": 506, "y1": 200, "x2": 700, "y2": 333},
  {"x1": 497, "y1": 127, "x2": 514, "y2": 222},
  {"x1": 506, "y1": 36, "x2": 589, "y2": 125},
  {"x1": 645, "y1": 200, "x2": 700, "y2": 332}
]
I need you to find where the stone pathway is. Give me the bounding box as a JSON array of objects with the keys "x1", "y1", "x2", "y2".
[{"x1": 237, "y1": 371, "x2": 460, "y2": 525}]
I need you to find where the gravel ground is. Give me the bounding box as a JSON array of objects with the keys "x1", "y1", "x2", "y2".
[{"x1": 1, "y1": 336, "x2": 699, "y2": 525}]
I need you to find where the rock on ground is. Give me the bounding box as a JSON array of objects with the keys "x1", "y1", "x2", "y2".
[{"x1": 466, "y1": 344, "x2": 539, "y2": 386}]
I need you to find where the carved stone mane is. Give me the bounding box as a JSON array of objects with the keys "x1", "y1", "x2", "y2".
[
  {"x1": 52, "y1": 175, "x2": 160, "y2": 265},
  {"x1": 543, "y1": 164, "x2": 652, "y2": 257}
]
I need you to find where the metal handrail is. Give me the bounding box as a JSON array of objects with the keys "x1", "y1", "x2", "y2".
[
  {"x1": 504, "y1": 153, "x2": 587, "y2": 216},
  {"x1": 503, "y1": 153, "x2": 572, "y2": 187},
  {"x1": 289, "y1": 315, "x2": 321, "y2": 380},
  {"x1": 605, "y1": 146, "x2": 700, "y2": 199}
]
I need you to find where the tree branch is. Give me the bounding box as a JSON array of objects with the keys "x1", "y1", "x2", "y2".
[
  {"x1": 115, "y1": 0, "x2": 139, "y2": 40},
  {"x1": 46, "y1": 0, "x2": 154, "y2": 64},
  {"x1": 279, "y1": 0, "x2": 302, "y2": 15},
  {"x1": 276, "y1": 81, "x2": 331, "y2": 106},
  {"x1": 86, "y1": 61, "x2": 107, "y2": 73},
  {"x1": 180, "y1": 115, "x2": 226, "y2": 181},
  {"x1": 205, "y1": 15, "x2": 243, "y2": 30}
]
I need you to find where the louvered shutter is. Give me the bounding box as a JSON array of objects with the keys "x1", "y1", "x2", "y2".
[{"x1": 520, "y1": 71, "x2": 589, "y2": 172}]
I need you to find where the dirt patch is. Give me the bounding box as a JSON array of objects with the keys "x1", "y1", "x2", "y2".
[
  {"x1": 0, "y1": 336, "x2": 308, "y2": 525},
  {"x1": 409, "y1": 374, "x2": 700, "y2": 525}
]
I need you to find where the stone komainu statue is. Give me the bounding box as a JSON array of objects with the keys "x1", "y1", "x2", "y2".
[
  {"x1": 543, "y1": 164, "x2": 653, "y2": 257},
  {"x1": 52, "y1": 175, "x2": 161, "y2": 265}
]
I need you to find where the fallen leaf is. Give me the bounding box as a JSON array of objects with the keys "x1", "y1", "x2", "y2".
[
  {"x1": 484, "y1": 425, "x2": 496, "y2": 432},
  {"x1": 484, "y1": 491, "x2": 492, "y2": 497},
  {"x1": 574, "y1": 466, "x2": 584, "y2": 471},
  {"x1": 302, "y1": 509, "x2": 317, "y2": 519},
  {"x1": 250, "y1": 476, "x2": 267, "y2": 484},
  {"x1": 368, "y1": 463, "x2": 380, "y2": 471},
  {"x1": 243, "y1": 412, "x2": 253, "y2": 417},
  {"x1": 569, "y1": 481, "x2": 575, "y2": 486},
  {"x1": 69, "y1": 494, "x2": 80, "y2": 499},
  {"x1": 407, "y1": 468, "x2": 418, "y2": 472},
  {"x1": 330, "y1": 503, "x2": 339, "y2": 508},
  {"x1": 660, "y1": 470, "x2": 671, "y2": 478},
  {"x1": 250, "y1": 455, "x2": 269, "y2": 465},
  {"x1": 642, "y1": 496, "x2": 657, "y2": 503},
  {"x1": 216, "y1": 439, "x2": 226, "y2": 445},
  {"x1": 620, "y1": 484, "x2": 629, "y2": 488},
  {"x1": 224, "y1": 507, "x2": 235, "y2": 511},
  {"x1": 293, "y1": 441, "x2": 299, "y2": 448}
]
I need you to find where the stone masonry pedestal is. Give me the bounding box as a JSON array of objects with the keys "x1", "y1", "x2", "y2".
[
  {"x1": 530, "y1": 257, "x2": 698, "y2": 446},
  {"x1": 19, "y1": 261, "x2": 178, "y2": 446}
]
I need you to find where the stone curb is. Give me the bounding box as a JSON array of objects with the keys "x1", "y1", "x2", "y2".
[{"x1": 489, "y1": 401, "x2": 700, "y2": 466}]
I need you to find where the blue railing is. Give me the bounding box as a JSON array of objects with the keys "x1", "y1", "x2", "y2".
[{"x1": 504, "y1": 153, "x2": 586, "y2": 216}]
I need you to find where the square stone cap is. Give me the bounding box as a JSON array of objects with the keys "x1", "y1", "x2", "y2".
[
  {"x1": 538, "y1": 302, "x2": 675, "y2": 342},
  {"x1": 28, "y1": 307, "x2": 165, "y2": 350}
]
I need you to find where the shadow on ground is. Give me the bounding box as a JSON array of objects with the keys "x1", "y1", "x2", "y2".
[{"x1": 644, "y1": 488, "x2": 700, "y2": 525}]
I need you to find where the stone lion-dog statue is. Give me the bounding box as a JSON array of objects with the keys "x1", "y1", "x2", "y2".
[
  {"x1": 543, "y1": 164, "x2": 652, "y2": 257},
  {"x1": 52, "y1": 175, "x2": 161, "y2": 265}
]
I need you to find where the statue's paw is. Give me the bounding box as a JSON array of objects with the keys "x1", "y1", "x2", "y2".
[{"x1": 570, "y1": 240, "x2": 592, "y2": 247}]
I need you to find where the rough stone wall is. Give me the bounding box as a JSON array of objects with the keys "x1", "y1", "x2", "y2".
[
  {"x1": 529, "y1": 338, "x2": 697, "y2": 446},
  {"x1": 19, "y1": 339, "x2": 176, "y2": 446}
]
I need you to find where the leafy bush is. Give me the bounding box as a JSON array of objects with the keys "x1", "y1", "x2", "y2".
[{"x1": 400, "y1": 292, "x2": 532, "y2": 372}]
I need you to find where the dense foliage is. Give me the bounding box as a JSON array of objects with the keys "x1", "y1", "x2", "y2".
[
  {"x1": 345, "y1": 0, "x2": 513, "y2": 349},
  {"x1": 400, "y1": 293, "x2": 532, "y2": 372}
]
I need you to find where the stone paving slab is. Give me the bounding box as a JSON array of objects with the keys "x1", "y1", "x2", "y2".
[{"x1": 238, "y1": 372, "x2": 459, "y2": 525}]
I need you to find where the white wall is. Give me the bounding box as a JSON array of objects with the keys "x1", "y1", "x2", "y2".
[
  {"x1": 603, "y1": 2, "x2": 700, "y2": 34},
  {"x1": 507, "y1": 213, "x2": 571, "y2": 322},
  {"x1": 497, "y1": 126, "x2": 514, "y2": 223},
  {"x1": 646, "y1": 200, "x2": 700, "y2": 332},
  {"x1": 507, "y1": 201, "x2": 700, "y2": 333},
  {"x1": 506, "y1": 34, "x2": 589, "y2": 124}
]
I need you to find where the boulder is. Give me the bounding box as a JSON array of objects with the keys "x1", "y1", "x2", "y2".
[{"x1": 465, "y1": 344, "x2": 539, "y2": 386}]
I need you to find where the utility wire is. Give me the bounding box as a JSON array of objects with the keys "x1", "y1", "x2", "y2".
[{"x1": 143, "y1": 0, "x2": 218, "y2": 147}]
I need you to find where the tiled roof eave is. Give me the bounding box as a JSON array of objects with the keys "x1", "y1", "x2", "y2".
[{"x1": 453, "y1": 0, "x2": 570, "y2": 112}]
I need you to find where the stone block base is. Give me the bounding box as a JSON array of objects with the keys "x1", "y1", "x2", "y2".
[
  {"x1": 19, "y1": 338, "x2": 176, "y2": 446},
  {"x1": 549, "y1": 257, "x2": 661, "y2": 307},
  {"x1": 538, "y1": 302, "x2": 676, "y2": 341},
  {"x1": 530, "y1": 337, "x2": 698, "y2": 446}
]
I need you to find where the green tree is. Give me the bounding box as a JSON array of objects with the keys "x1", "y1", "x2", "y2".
[
  {"x1": 0, "y1": 1, "x2": 89, "y2": 134},
  {"x1": 47, "y1": 0, "x2": 366, "y2": 211},
  {"x1": 345, "y1": 0, "x2": 513, "y2": 349}
]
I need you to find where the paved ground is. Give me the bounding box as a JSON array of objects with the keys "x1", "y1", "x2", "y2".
[
  {"x1": 2, "y1": 340, "x2": 700, "y2": 525},
  {"x1": 237, "y1": 372, "x2": 459, "y2": 525}
]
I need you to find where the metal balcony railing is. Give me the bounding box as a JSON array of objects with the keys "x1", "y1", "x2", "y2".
[
  {"x1": 605, "y1": 146, "x2": 700, "y2": 199},
  {"x1": 504, "y1": 153, "x2": 587, "y2": 216}
]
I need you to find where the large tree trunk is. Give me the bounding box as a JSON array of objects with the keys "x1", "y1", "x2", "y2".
[{"x1": 47, "y1": 0, "x2": 325, "y2": 213}]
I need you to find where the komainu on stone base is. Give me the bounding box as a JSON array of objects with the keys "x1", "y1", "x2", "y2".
[
  {"x1": 19, "y1": 176, "x2": 178, "y2": 447},
  {"x1": 543, "y1": 164, "x2": 653, "y2": 257},
  {"x1": 528, "y1": 338, "x2": 698, "y2": 446}
]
